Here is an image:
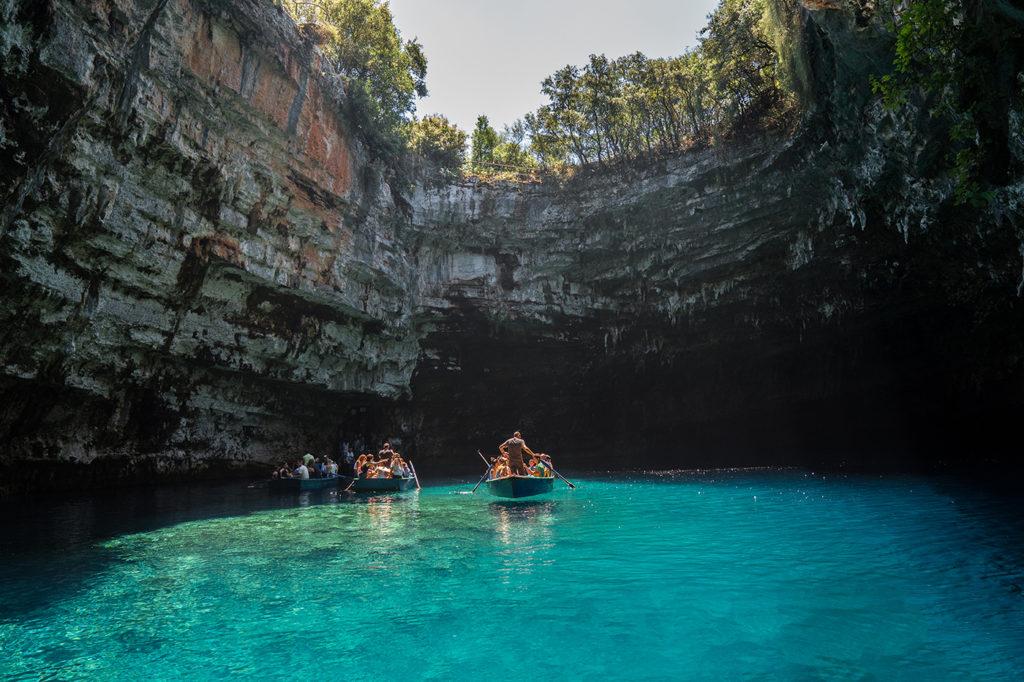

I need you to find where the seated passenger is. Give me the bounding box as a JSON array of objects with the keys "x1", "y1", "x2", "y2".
[
  {"x1": 491, "y1": 454, "x2": 511, "y2": 479},
  {"x1": 293, "y1": 460, "x2": 310, "y2": 480},
  {"x1": 327, "y1": 458, "x2": 339, "y2": 477},
  {"x1": 532, "y1": 453, "x2": 554, "y2": 476}
]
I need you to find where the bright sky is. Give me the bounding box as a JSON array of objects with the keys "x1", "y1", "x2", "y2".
[{"x1": 388, "y1": 0, "x2": 719, "y2": 134}]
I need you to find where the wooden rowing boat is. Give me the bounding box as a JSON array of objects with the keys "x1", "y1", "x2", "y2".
[
  {"x1": 268, "y1": 476, "x2": 348, "y2": 492},
  {"x1": 350, "y1": 476, "x2": 417, "y2": 493},
  {"x1": 484, "y1": 475, "x2": 554, "y2": 499}
]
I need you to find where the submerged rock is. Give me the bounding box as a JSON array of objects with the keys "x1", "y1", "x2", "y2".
[{"x1": 1, "y1": 0, "x2": 1021, "y2": 494}]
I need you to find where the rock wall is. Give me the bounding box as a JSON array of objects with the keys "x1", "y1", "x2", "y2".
[
  {"x1": 406, "y1": 2, "x2": 1024, "y2": 471},
  {"x1": 1, "y1": 0, "x2": 1021, "y2": 494},
  {"x1": 408, "y1": 128, "x2": 1024, "y2": 470},
  {"x1": 0, "y1": 0, "x2": 418, "y2": 493}
]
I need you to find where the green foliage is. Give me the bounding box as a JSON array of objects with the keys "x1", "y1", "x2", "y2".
[
  {"x1": 407, "y1": 114, "x2": 467, "y2": 178},
  {"x1": 520, "y1": 0, "x2": 793, "y2": 168},
  {"x1": 281, "y1": 0, "x2": 427, "y2": 166},
  {"x1": 871, "y1": 0, "x2": 1024, "y2": 204},
  {"x1": 278, "y1": 0, "x2": 805, "y2": 180},
  {"x1": 463, "y1": 118, "x2": 540, "y2": 179},
  {"x1": 469, "y1": 115, "x2": 501, "y2": 170},
  {"x1": 492, "y1": 122, "x2": 537, "y2": 170}
]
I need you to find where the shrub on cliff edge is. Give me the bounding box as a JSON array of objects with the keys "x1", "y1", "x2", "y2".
[
  {"x1": 281, "y1": 0, "x2": 427, "y2": 169},
  {"x1": 407, "y1": 114, "x2": 467, "y2": 179}
]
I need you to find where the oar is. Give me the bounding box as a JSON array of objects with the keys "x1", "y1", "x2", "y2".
[
  {"x1": 409, "y1": 460, "x2": 422, "y2": 490},
  {"x1": 549, "y1": 465, "x2": 576, "y2": 490},
  {"x1": 529, "y1": 452, "x2": 576, "y2": 489},
  {"x1": 471, "y1": 450, "x2": 493, "y2": 494},
  {"x1": 470, "y1": 467, "x2": 490, "y2": 494}
]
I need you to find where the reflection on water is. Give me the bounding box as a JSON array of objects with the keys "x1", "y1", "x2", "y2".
[
  {"x1": 489, "y1": 500, "x2": 556, "y2": 540},
  {"x1": 489, "y1": 501, "x2": 557, "y2": 582},
  {"x1": 1, "y1": 473, "x2": 1023, "y2": 680}
]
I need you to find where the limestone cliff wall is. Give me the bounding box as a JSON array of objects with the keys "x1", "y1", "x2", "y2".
[
  {"x1": 1, "y1": 0, "x2": 1021, "y2": 494},
  {"x1": 405, "y1": 2, "x2": 1024, "y2": 469},
  {"x1": 1, "y1": 0, "x2": 418, "y2": 491},
  {"x1": 408, "y1": 126, "x2": 1023, "y2": 468}
]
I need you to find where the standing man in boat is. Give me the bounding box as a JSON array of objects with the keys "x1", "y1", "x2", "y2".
[{"x1": 499, "y1": 431, "x2": 538, "y2": 476}]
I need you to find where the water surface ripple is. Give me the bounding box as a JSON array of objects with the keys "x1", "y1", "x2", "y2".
[{"x1": 1, "y1": 472, "x2": 1022, "y2": 679}]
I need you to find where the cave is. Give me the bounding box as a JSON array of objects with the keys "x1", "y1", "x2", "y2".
[{"x1": 1, "y1": 0, "x2": 1022, "y2": 495}]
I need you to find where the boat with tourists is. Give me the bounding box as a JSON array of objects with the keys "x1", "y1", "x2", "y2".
[
  {"x1": 269, "y1": 445, "x2": 421, "y2": 494},
  {"x1": 350, "y1": 476, "x2": 418, "y2": 493},
  {"x1": 484, "y1": 474, "x2": 555, "y2": 498},
  {"x1": 473, "y1": 433, "x2": 575, "y2": 498},
  {"x1": 348, "y1": 445, "x2": 421, "y2": 492}
]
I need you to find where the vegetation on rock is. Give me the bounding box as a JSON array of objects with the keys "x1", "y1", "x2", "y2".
[
  {"x1": 870, "y1": 0, "x2": 1024, "y2": 205},
  {"x1": 280, "y1": 0, "x2": 428, "y2": 165},
  {"x1": 482, "y1": 0, "x2": 800, "y2": 174},
  {"x1": 278, "y1": 0, "x2": 1021, "y2": 198},
  {"x1": 407, "y1": 114, "x2": 467, "y2": 178},
  {"x1": 280, "y1": 0, "x2": 800, "y2": 182}
]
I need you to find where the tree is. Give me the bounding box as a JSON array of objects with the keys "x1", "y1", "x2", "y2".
[
  {"x1": 281, "y1": 0, "x2": 428, "y2": 164},
  {"x1": 517, "y1": 0, "x2": 792, "y2": 169},
  {"x1": 470, "y1": 115, "x2": 500, "y2": 170},
  {"x1": 408, "y1": 115, "x2": 467, "y2": 177},
  {"x1": 699, "y1": 0, "x2": 781, "y2": 133}
]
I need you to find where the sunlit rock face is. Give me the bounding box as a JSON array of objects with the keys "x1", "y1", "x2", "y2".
[
  {"x1": 0, "y1": 0, "x2": 418, "y2": 492},
  {"x1": 1, "y1": 0, "x2": 1021, "y2": 493}
]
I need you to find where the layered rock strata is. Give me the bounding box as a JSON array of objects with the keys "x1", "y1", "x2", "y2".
[
  {"x1": 1, "y1": 0, "x2": 1021, "y2": 494},
  {"x1": 1, "y1": 0, "x2": 418, "y2": 492}
]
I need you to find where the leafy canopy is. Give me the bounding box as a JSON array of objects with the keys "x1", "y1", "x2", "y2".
[
  {"x1": 408, "y1": 114, "x2": 467, "y2": 178},
  {"x1": 281, "y1": 0, "x2": 802, "y2": 179},
  {"x1": 281, "y1": 0, "x2": 428, "y2": 162},
  {"x1": 469, "y1": 116, "x2": 501, "y2": 171},
  {"x1": 491, "y1": 0, "x2": 796, "y2": 172}
]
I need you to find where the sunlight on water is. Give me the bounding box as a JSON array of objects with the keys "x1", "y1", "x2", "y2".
[{"x1": 2, "y1": 473, "x2": 1023, "y2": 679}]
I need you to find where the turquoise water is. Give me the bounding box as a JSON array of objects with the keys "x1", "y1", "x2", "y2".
[{"x1": 2, "y1": 472, "x2": 1023, "y2": 679}]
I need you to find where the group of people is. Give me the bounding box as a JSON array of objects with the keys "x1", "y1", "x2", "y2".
[
  {"x1": 489, "y1": 431, "x2": 555, "y2": 479},
  {"x1": 273, "y1": 453, "x2": 341, "y2": 481},
  {"x1": 271, "y1": 431, "x2": 554, "y2": 483},
  {"x1": 355, "y1": 442, "x2": 412, "y2": 480}
]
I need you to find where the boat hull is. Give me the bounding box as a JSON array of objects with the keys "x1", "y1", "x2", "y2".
[
  {"x1": 269, "y1": 476, "x2": 347, "y2": 492},
  {"x1": 350, "y1": 477, "x2": 417, "y2": 493},
  {"x1": 484, "y1": 475, "x2": 554, "y2": 498}
]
